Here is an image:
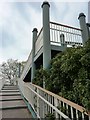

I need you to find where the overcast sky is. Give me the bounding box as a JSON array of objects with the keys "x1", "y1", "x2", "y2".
[{"x1": 0, "y1": 0, "x2": 88, "y2": 64}]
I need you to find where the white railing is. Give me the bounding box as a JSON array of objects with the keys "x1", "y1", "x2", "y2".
[
  {"x1": 35, "y1": 28, "x2": 43, "y2": 56},
  {"x1": 20, "y1": 51, "x2": 32, "y2": 81},
  {"x1": 50, "y1": 21, "x2": 83, "y2": 46},
  {"x1": 18, "y1": 81, "x2": 90, "y2": 120}
]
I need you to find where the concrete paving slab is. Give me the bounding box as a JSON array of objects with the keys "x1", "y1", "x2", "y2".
[
  {"x1": 2, "y1": 108, "x2": 32, "y2": 118},
  {"x1": 0, "y1": 95, "x2": 22, "y2": 101},
  {"x1": 0, "y1": 90, "x2": 19, "y2": 92},
  {"x1": 0, "y1": 92, "x2": 21, "y2": 96},
  {"x1": 1, "y1": 100, "x2": 26, "y2": 108}
]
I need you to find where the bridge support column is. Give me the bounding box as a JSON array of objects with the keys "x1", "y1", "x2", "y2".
[
  {"x1": 78, "y1": 13, "x2": 89, "y2": 45},
  {"x1": 31, "y1": 28, "x2": 38, "y2": 82},
  {"x1": 42, "y1": 1, "x2": 51, "y2": 69}
]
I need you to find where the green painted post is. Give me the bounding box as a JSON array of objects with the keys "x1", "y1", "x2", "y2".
[
  {"x1": 31, "y1": 28, "x2": 38, "y2": 82},
  {"x1": 78, "y1": 13, "x2": 89, "y2": 44},
  {"x1": 60, "y1": 33, "x2": 67, "y2": 50},
  {"x1": 18, "y1": 63, "x2": 21, "y2": 78},
  {"x1": 42, "y1": 1, "x2": 51, "y2": 69}
]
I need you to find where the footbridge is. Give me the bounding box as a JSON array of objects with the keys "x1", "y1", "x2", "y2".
[
  {"x1": 20, "y1": 2, "x2": 90, "y2": 83},
  {"x1": 19, "y1": 2, "x2": 90, "y2": 119},
  {"x1": 1, "y1": 1, "x2": 90, "y2": 119}
]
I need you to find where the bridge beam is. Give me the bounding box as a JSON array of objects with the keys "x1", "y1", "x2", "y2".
[
  {"x1": 31, "y1": 28, "x2": 38, "y2": 82},
  {"x1": 42, "y1": 1, "x2": 51, "y2": 69},
  {"x1": 78, "y1": 13, "x2": 89, "y2": 44}
]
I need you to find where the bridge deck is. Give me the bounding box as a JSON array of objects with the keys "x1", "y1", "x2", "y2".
[{"x1": 0, "y1": 84, "x2": 32, "y2": 119}]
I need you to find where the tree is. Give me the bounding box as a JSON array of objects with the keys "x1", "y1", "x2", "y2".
[
  {"x1": 0, "y1": 59, "x2": 24, "y2": 84},
  {"x1": 33, "y1": 66, "x2": 49, "y2": 88},
  {"x1": 33, "y1": 39, "x2": 90, "y2": 111}
]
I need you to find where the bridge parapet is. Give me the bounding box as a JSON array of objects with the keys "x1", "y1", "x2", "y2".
[
  {"x1": 20, "y1": 50, "x2": 32, "y2": 81},
  {"x1": 34, "y1": 22, "x2": 83, "y2": 57},
  {"x1": 50, "y1": 21, "x2": 83, "y2": 46},
  {"x1": 18, "y1": 81, "x2": 90, "y2": 119},
  {"x1": 35, "y1": 28, "x2": 43, "y2": 56}
]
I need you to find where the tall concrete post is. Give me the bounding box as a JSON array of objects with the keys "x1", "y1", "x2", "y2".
[
  {"x1": 78, "y1": 13, "x2": 89, "y2": 44},
  {"x1": 31, "y1": 28, "x2": 38, "y2": 82},
  {"x1": 42, "y1": 1, "x2": 51, "y2": 69},
  {"x1": 18, "y1": 63, "x2": 21, "y2": 78},
  {"x1": 87, "y1": 23, "x2": 90, "y2": 38},
  {"x1": 88, "y1": 1, "x2": 90, "y2": 23}
]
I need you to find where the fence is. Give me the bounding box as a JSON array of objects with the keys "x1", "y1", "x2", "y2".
[
  {"x1": 50, "y1": 22, "x2": 83, "y2": 46},
  {"x1": 18, "y1": 80, "x2": 90, "y2": 120}
]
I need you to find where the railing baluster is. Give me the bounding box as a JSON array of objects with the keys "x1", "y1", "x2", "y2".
[
  {"x1": 71, "y1": 106, "x2": 74, "y2": 119},
  {"x1": 89, "y1": 115, "x2": 90, "y2": 120},
  {"x1": 59, "y1": 100, "x2": 62, "y2": 119},
  {"x1": 54, "y1": 98, "x2": 58, "y2": 118},
  {"x1": 82, "y1": 112, "x2": 85, "y2": 120},
  {"x1": 47, "y1": 94, "x2": 50, "y2": 112},
  {"x1": 19, "y1": 83, "x2": 89, "y2": 120},
  {"x1": 50, "y1": 95, "x2": 52, "y2": 113},
  {"x1": 66, "y1": 104, "x2": 69, "y2": 116},
  {"x1": 37, "y1": 88, "x2": 39, "y2": 116},
  {"x1": 76, "y1": 109, "x2": 79, "y2": 120},
  {"x1": 50, "y1": 22, "x2": 82, "y2": 46}
]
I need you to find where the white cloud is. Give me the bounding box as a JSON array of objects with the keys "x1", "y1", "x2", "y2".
[
  {"x1": 0, "y1": 1, "x2": 88, "y2": 64},
  {"x1": 1, "y1": 2, "x2": 42, "y2": 64},
  {"x1": 50, "y1": 2, "x2": 88, "y2": 27}
]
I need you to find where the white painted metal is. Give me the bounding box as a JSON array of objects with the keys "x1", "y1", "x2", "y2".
[
  {"x1": 76, "y1": 109, "x2": 79, "y2": 119},
  {"x1": 50, "y1": 22, "x2": 82, "y2": 46},
  {"x1": 82, "y1": 112, "x2": 85, "y2": 119},
  {"x1": 71, "y1": 106, "x2": 74, "y2": 119},
  {"x1": 18, "y1": 80, "x2": 90, "y2": 119},
  {"x1": 37, "y1": 88, "x2": 39, "y2": 115},
  {"x1": 25, "y1": 84, "x2": 71, "y2": 119},
  {"x1": 89, "y1": 115, "x2": 90, "y2": 120},
  {"x1": 54, "y1": 98, "x2": 59, "y2": 118},
  {"x1": 66, "y1": 104, "x2": 69, "y2": 116}
]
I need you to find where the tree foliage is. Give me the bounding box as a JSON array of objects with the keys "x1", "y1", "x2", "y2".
[
  {"x1": 33, "y1": 39, "x2": 90, "y2": 110},
  {"x1": 0, "y1": 59, "x2": 24, "y2": 84}
]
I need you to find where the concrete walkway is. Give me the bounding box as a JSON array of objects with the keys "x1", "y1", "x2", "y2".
[{"x1": 0, "y1": 84, "x2": 32, "y2": 119}]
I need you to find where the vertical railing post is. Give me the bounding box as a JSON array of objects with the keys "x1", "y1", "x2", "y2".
[
  {"x1": 39, "y1": 90, "x2": 44, "y2": 118},
  {"x1": 60, "y1": 33, "x2": 67, "y2": 50},
  {"x1": 88, "y1": 111, "x2": 90, "y2": 120},
  {"x1": 31, "y1": 28, "x2": 38, "y2": 82},
  {"x1": 42, "y1": 1, "x2": 51, "y2": 69},
  {"x1": 78, "y1": 13, "x2": 89, "y2": 44},
  {"x1": 37, "y1": 88, "x2": 40, "y2": 116},
  {"x1": 76, "y1": 110, "x2": 79, "y2": 120},
  {"x1": 54, "y1": 98, "x2": 59, "y2": 118}
]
